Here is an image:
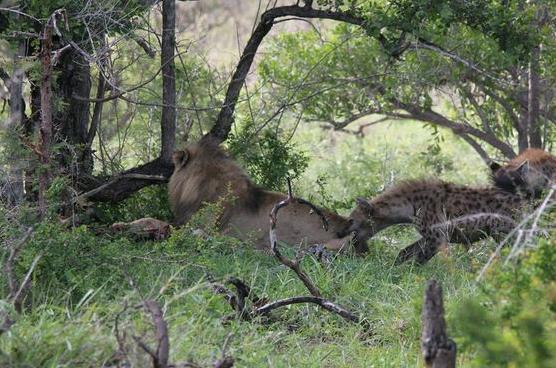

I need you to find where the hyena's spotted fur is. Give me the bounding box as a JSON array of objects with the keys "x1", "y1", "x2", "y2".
[{"x1": 339, "y1": 180, "x2": 529, "y2": 264}]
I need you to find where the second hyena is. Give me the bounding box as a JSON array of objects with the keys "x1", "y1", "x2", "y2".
[{"x1": 490, "y1": 148, "x2": 556, "y2": 197}]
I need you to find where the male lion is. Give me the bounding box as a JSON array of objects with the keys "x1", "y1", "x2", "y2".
[{"x1": 168, "y1": 139, "x2": 353, "y2": 251}]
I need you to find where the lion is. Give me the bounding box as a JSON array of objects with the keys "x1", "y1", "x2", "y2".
[
  {"x1": 490, "y1": 148, "x2": 556, "y2": 197},
  {"x1": 168, "y1": 139, "x2": 354, "y2": 251}
]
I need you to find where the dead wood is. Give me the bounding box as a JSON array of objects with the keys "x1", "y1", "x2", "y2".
[
  {"x1": 209, "y1": 178, "x2": 362, "y2": 327},
  {"x1": 421, "y1": 280, "x2": 456, "y2": 368},
  {"x1": 1, "y1": 227, "x2": 40, "y2": 335},
  {"x1": 268, "y1": 179, "x2": 324, "y2": 297}
]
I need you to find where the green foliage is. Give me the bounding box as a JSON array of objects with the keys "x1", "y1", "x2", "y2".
[
  {"x1": 453, "y1": 239, "x2": 556, "y2": 367},
  {"x1": 259, "y1": 1, "x2": 556, "y2": 156},
  {"x1": 1, "y1": 0, "x2": 152, "y2": 47},
  {"x1": 228, "y1": 128, "x2": 309, "y2": 192}
]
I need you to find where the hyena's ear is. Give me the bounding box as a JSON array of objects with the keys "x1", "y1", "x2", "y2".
[
  {"x1": 489, "y1": 161, "x2": 502, "y2": 172},
  {"x1": 172, "y1": 150, "x2": 190, "y2": 168},
  {"x1": 356, "y1": 197, "x2": 373, "y2": 215},
  {"x1": 514, "y1": 160, "x2": 530, "y2": 176}
]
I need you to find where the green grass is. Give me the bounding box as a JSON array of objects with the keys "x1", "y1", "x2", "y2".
[
  {"x1": 0, "y1": 224, "x2": 491, "y2": 367},
  {"x1": 1, "y1": 120, "x2": 552, "y2": 367}
]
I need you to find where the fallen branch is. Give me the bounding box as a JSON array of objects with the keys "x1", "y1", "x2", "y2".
[
  {"x1": 254, "y1": 296, "x2": 359, "y2": 323},
  {"x1": 76, "y1": 157, "x2": 173, "y2": 203}
]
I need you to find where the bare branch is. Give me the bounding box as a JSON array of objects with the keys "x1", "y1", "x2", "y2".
[
  {"x1": 12, "y1": 253, "x2": 43, "y2": 312},
  {"x1": 269, "y1": 179, "x2": 324, "y2": 297},
  {"x1": 459, "y1": 134, "x2": 491, "y2": 165},
  {"x1": 390, "y1": 99, "x2": 516, "y2": 158},
  {"x1": 254, "y1": 296, "x2": 359, "y2": 323},
  {"x1": 5, "y1": 228, "x2": 34, "y2": 298},
  {"x1": 73, "y1": 50, "x2": 188, "y2": 103},
  {"x1": 412, "y1": 39, "x2": 515, "y2": 87},
  {"x1": 75, "y1": 173, "x2": 167, "y2": 203},
  {"x1": 143, "y1": 300, "x2": 169, "y2": 368},
  {"x1": 77, "y1": 157, "x2": 173, "y2": 202}
]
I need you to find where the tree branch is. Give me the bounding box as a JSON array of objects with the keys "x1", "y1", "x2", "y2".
[
  {"x1": 391, "y1": 99, "x2": 516, "y2": 158},
  {"x1": 77, "y1": 158, "x2": 173, "y2": 202},
  {"x1": 206, "y1": 4, "x2": 368, "y2": 142},
  {"x1": 269, "y1": 179, "x2": 325, "y2": 298},
  {"x1": 459, "y1": 134, "x2": 491, "y2": 165},
  {"x1": 254, "y1": 296, "x2": 359, "y2": 323}
]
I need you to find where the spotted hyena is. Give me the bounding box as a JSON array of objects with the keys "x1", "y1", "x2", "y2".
[
  {"x1": 338, "y1": 180, "x2": 529, "y2": 264},
  {"x1": 490, "y1": 148, "x2": 556, "y2": 197}
]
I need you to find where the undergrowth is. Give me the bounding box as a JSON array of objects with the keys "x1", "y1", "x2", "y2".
[{"x1": 1, "y1": 122, "x2": 554, "y2": 367}]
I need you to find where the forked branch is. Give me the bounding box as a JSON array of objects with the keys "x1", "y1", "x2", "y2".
[{"x1": 211, "y1": 178, "x2": 362, "y2": 326}]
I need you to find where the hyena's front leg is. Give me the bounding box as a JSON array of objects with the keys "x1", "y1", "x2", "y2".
[
  {"x1": 395, "y1": 230, "x2": 447, "y2": 265},
  {"x1": 394, "y1": 238, "x2": 427, "y2": 265}
]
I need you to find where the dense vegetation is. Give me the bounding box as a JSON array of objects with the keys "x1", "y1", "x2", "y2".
[{"x1": 1, "y1": 1, "x2": 555, "y2": 367}]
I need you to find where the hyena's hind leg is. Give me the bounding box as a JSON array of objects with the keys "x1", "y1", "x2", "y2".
[
  {"x1": 396, "y1": 213, "x2": 517, "y2": 265},
  {"x1": 433, "y1": 213, "x2": 517, "y2": 246}
]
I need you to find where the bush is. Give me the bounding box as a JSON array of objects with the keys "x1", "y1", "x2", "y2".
[
  {"x1": 228, "y1": 128, "x2": 309, "y2": 192},
  {"x1": 453, "y1": 238, "x2": 556, "y2": 367}
]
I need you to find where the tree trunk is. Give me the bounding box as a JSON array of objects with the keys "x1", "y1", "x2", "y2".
[
  {"x1": 38, "y1": 20, "x2": 55, "y2": 217},
  {"x1": 160, "y1": 0, "x2": 176, "y2": 163},
  {"x1": 54, "y1": 49, "x2": 92, "y2": 175},
  {"x1": 528, "y1": 46, "x2": 542, "y2": 148},
  {"x1": 5, "y1": 40, "x2": 26, "y2": 205},
  {"x1": 421, "y1": 280, "x2": 456, "y2": 368}
]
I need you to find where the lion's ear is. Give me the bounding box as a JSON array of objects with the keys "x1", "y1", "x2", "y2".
[
  {"x1": 356, "y1": 197, "x2": 372, "y2": 215},
  {"x1": 172, "y1": 150, "x2": 190, "y2": 168}
]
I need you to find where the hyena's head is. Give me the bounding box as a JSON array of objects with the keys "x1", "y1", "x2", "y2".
[
  {"x1": 490, "y1": 160, "x2": 545, "y2": 197},
  {"x1": 337, "y1": 198, "x2": 379, "y2": 254}
]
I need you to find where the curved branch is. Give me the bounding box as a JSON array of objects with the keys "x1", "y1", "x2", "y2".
[
  {"x1": 206, "y1": 4, "x2": 367, "y2": 142},
  {"x1": 254, "y1": 296, "x2": 359, "y2": 323},
  {"x1": 458, "y1": 134, "x2": 491, "y2": 164}
]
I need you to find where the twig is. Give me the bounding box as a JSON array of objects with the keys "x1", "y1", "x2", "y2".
[
  {"x1": 210, "y1": 282, "x2": 248, "y2": 320},
  {"x1": 145, "y1": 300, "x2": 169, "y2": 368},
  {"x1": 12, "y1": 253, "x2": 43, "y2": 311},
  {"x1": 73, "y1": 50, "x2": 189, "y2": 103},
  {"x1": 213, "y1": 333, "x2": 235, "y2": 368},
  {"x1": 477, "y1": 188, "x2": 554, "y2": 280},
  {"x1": 133, "y1": 299, "x2": 169, "y2": 368},
  {"x1": 5, "y1": 227, "x2": 34, "y2": 299}
]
